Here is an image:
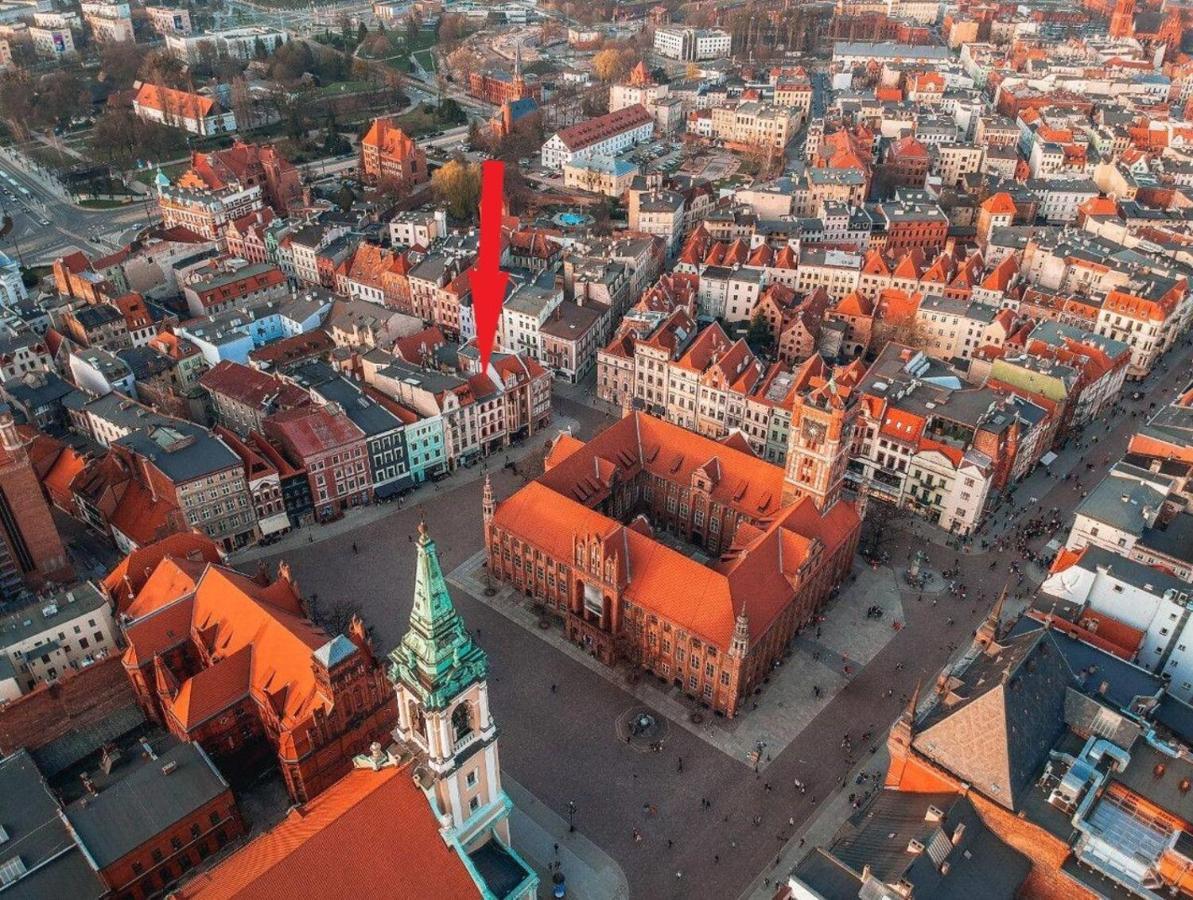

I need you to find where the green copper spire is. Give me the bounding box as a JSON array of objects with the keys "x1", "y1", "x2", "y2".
[{"x1": 389, "y1": 521, "x2": 487, "y2": 710}]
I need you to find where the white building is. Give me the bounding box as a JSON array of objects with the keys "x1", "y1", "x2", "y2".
[
  {"x1": 499, "y1": 277, "x2": 563, "y2": 363},
  {"x1": 653, "y1": 26, "x2": 731, "y2": 61},
  {"x1": 29, "y1": 25, "x2": 74, "y2": 59},
  {"x1": 390, "y1": 209, "x2": 446, "y2": 249},
  {"x1": 540, "y1": 104, "x2": 653, "y2": 170},
  {"x1": 165, "y1": 26, "x2": 289, "y2": 62},
  {"x1": 81, "y1": 1, "x2": 134, "y2": 42},
  {"x1": 1043, "y1": 545, "x2": 1193, "y2": 700},
  {"x1": 69, "y1": 347, "x2": 136, "y2": 396},
  {"x1": 146, "y1": 6, "x2": 192, "y2": 35},
  {"x1": 134, "y1": 82, "x2": 237, "y2": 136},
  {"x1": 0, "y1": 582, "x2": 119, "y2": 697}
]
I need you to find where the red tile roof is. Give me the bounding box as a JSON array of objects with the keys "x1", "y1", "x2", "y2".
[
  {"x1": 103, "y1": 532, "x2": 223, "y2": 612},
  {"x1": 555, "y1": 104, "x2": 652, "y2": 151},
  {"x1": 176, "y1": 766, "x2": 479, "y2": 900}
]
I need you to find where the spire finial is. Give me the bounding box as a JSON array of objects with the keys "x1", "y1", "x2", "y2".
[
  {"x1": 417, "y1": 517, "x2": 429, "y2": 543},
  {"x1": 904, "y1": 679, "x2": 921, "y2": 723},
  {"x1": 482, "y1": 473, "x2": 495, "y2": 524},
  {"x1": 976, "y1": 583, "x2": 1009, "y2": 649}
]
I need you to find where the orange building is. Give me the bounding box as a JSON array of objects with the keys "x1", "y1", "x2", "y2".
[
  {"x1": 119, "y1": 539, "x2": 397, "y2": 803},
  {"x1": 484, "y1": 412, "x2": 860, "y2": 717},
  {"x1": 359, "y1": 117, "x2": 428, "y2": 188}
]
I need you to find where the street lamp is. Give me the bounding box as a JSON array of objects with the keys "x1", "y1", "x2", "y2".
[{"x1": 567, "y1": 800, "x2": 576, "y2": 832}]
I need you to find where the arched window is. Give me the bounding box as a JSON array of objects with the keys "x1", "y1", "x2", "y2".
[
  {"x1": 452, "y1": 702, "x2": 473, "y2": 742},
  {"x1": 408, "y1": 700, "x2": 426, "y2": 742}
]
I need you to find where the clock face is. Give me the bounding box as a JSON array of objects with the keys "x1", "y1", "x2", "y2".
[{"x1": 802, "y1": 419, "x2": 826, "y2": 443}]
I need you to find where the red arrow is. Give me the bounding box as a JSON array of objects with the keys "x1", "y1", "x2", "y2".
[{"x1": 472, "y1": 160, "x2": 509, "y2": 372}]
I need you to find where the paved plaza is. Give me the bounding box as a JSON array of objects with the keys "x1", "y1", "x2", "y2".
[
  {"x1": 450, "y1": 551, "x2": 906, "y2": 766},
  {"x1": 235, "y1": 342, "x2": 1193, "y2": 899}
]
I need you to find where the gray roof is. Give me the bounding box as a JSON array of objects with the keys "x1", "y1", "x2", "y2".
[
  {"x1": 2, "y1": 371, "x2": 75, "y2": 410},
  {"x1": 833, "y1": 41, "x2": 951, "y2": 60},
  {"x1": 0, "y1": 750, "x2": 106, "y2": 899},
  {"x1": 287, "y1": 364, "x2": 404, "y2": 439},
  {"x1": 31, "y1": 703, "x2": 147, "y2": 777},
  {"x1": 1061, "y1": 544, "x2": 1186, "y2": 596},
  {"x1": 914, "y1": 629, "x2": 1076, "y2": 810},
  {"x1": 1074, "y1": 470, "x2": 1167, "y2": 536},
  {"x1": 793, "y1": 793, "x2": 1029, "y2": 900},
  {"x1": 313, "y1": 634, "x2": 358, "y2": 668},
  {"x1": 63, "y1": 738, "x2": 230, "y2": 868},
  {"x1": 0, "y1": 583, "x2": 108, "y2": 652},
  {"x1": 116, "y1": 419, "x2": 240, "y2": 484},
  {"x1": 73, "y1": 304, "x2": 124, "y2": 330},
  {"x1": 1139, "y1": 513, "x2": 1193, "y2": 566}
]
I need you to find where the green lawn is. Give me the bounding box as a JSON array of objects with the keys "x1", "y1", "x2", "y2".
[
  {"x1": 310, "y1": 80, "x2": 376, "y2": 99},
  {"x1": 411, "y1": 49, "x2": 437, "y2": 73}
]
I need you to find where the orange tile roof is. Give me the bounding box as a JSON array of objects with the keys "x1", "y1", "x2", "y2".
[
  {"x1": 497, "y1": 413, "x2": 859, "y2": 646},
  {"x1": 169, "y1": 644, "x2": 253, "y2": 730},
  {"x1": 108, "y1": 478, "x2": 180, "y2": 548},
  {"x1": 981, "y1": 192, "x2": 1017, "y2": 215},
  {"x1": 103, "y1": 532, "x2": 223, "y2": 612},
  {"x1": 361, "y1": 117, "x2": 418, "y2": 158},
  {"x1": 122, "y1": 595, "x2": 196, "y2": 668},
  {"x1": 135, "y1": 82, "x2": 219, "y2": 119},
  {"x1": 125, "y1": 556, "x2": 208, "y2": 620},
  {"x1": 42, "y1": 445, "x2": 86, "y2": 501},
  {"x1": 176, "y1": 766, "x2": 479, "y2": 900},
  {"x1": 544, "y1": 432, "x2": 586, "y2": 470}
]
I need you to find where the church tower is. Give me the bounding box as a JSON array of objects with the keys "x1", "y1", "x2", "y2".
[
  {"x1": 1109, "y1": 0, "x2": 1135, "y2": 37},
  {"x1": 782, "y1": 363, "x2": 859, "y2": 510},
  {"x1": 389, "y1": 523, "x2": 536, "y2": 896},
  {"x1": 511, "y1": 39, "x2": 527, "y2": 100}
]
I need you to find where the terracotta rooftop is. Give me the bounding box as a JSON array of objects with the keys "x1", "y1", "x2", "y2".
[{"x1": 176, "y1": 765, "x2": 478, "y2": 899}]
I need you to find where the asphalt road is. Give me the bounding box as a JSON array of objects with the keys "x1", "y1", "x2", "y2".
[
  {"x1": 241, "y1": 339, "x2": 1193, "y2": 898},
  {"x1": 0, "y1": 150, "x2": 158, "y2": 265}
]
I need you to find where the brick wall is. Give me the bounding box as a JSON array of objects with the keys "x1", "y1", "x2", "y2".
[{"x1": 0, "y1": 655, "x2": 138, "y2": 755}]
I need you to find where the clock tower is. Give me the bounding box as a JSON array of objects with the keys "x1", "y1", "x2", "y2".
[
  {"x1": 389, "y1": 522, "x2": 537, "y2": 898},
  {"x1": 783, "y1": 360, "x2": 859, "y2": 510}
]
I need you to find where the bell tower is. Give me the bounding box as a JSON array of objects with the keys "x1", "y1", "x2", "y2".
[
  {"x1": 783, "y1": 368, "x2": 859, "y2": 510},
  {"x1": 389, "y1": 524, "x2": 532, "y2": 887}
]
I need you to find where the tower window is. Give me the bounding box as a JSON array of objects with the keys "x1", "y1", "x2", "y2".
[{"x1": 452, "y1": 703, "x2": 474, "y2": 742}]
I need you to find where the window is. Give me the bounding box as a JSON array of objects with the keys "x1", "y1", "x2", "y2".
[
  {"x1": 152, "y1": 849, "x2": 164, "y2": 863},
  {"x1": 466, "y1": 770, "x2": 477, "y2": 787},
  {"x1": 469, "y1": 796, "x2": 480, "y2": 811},
  {"x1": 452, "y1": 703, "x2": 473, "y2": 742}
]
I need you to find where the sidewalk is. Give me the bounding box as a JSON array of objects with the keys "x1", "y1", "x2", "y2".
[
  {"x1": 737, "y1": 746, "x2": 892, "y2": 900},
  {"x1": 229, "y1": 411, "x2": 579, "y2": 565},
  {"x1": 505, "y1": 776, "x2": 630, "y2": 900},
  {"x1": 450, "y1": 551, "x2": 909, "y2": 767}
]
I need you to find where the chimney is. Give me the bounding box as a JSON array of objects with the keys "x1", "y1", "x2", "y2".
[
  {"x1": 80, "y1": 772, "x2": 98, "y2": 797},
  {"x1": 140, "y1": 736, "x2": 158, "y2": 761},
  {"x1": 161, "y1": 760, "x2": 179, "y2": 776},
  {"x1": 951, "y1": 822, "x2": 966, "y2": 845}
]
